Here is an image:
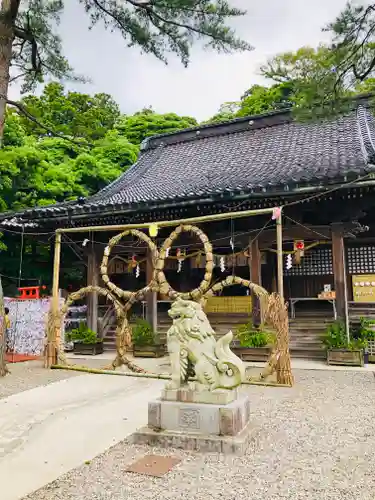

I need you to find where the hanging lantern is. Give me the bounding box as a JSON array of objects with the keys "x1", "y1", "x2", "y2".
[
  {"x1": 131, "y1": 255, "x2": 137, "y2": 268},
  {"x1": 149, "y1": 223, "x2": 158, "y2": 238},
  {"x1": 293, "y1": 240, "x2": 304, "y2": 265}
]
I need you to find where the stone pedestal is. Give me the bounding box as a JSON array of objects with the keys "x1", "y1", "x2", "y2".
[{"x1": 131, "y1": 391, "x2": 255, "y2": 454}]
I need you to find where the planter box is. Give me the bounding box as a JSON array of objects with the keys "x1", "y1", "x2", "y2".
[
  {"x1": 327, "y1": 349, "x2": 364, "y2": 367},
  {"x1": 231, "y1": 346, "x2": 271, "y2": 362},
  {"x1": 133, "y1": 344, "x2": 165, "y2": 358},
  {"x1": 73, "y1": 341, "x2": 104, "y2": 356}
]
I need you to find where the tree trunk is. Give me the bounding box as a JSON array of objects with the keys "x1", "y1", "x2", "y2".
[
  {"x1": 0, "y1": 275, "x2": 9, "y2": 376},
  {"x1": 0, "y1": 0, "x2": 21, "y2": 145}
]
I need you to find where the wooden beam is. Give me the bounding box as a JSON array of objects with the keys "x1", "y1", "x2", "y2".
[
  {"x1": 56, "y1": 206, "x2": 276, "y2": 234},
  {"x1": 259, "y1": 225, "x2": 331, "y2": 246},
  {"x1": 276, "y1": 212, "x2": 284, "y2": 299},
  {"x1": 146, "y1": 249, "x2": 157, "y2": 333},
  {"x1": 331, "y1": 223, "x2": 346, "y2": 320}
]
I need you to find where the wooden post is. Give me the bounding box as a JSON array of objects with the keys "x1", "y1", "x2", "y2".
[
  {"x1": 331, "y1": 223, "x2": 347, "y2": 323},
  {"x1": 146, "y1": 249, "x2": 157, "y2": 333},
  {"x1": 47, "y1": 232, "x2": 62, "y2": 367},
  {"x1": 87, "y1": 244, "x2": 99, "y2": 332},
  {"x1": 249, "y1": 238, "x2": 262, "y2": 326},
  {"x1": 0, "y1": 275, "x2": 9, "y2": 376},
  {"x1": 276, "y1": 210, "x2": 284, "y2": 299}
]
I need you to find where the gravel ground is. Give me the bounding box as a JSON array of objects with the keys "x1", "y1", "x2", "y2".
[
  {"x1": 24, "y1": 369, "x2": 375, "y2": 500},
  {"x1": 0, "y1": 360, "x2": 83, "y2": 399}
]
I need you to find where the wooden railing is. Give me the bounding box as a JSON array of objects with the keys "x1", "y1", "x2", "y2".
[{"x1": 98, "y1": 305, "x2": 116, "y2": 339}]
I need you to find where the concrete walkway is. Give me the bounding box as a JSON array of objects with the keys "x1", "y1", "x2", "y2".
[
  {"x1": 67, "y1": 351, "x2": 375, "y2": 372},
  {"x1": 0, "y1": 374, "x2": 163, "y2": 500}
]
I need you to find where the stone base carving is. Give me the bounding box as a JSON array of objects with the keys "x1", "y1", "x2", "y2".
[
  {"x1": 131, "y1": 394, "x2": 255, "y2": 455},
  {"x1": 161, "y1": 387, "x2": 238, "y2": 405}
]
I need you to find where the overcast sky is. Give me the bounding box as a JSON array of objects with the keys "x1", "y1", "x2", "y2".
[{"x1": 11, "y1": 0, "x2": 350, "y2": 121}]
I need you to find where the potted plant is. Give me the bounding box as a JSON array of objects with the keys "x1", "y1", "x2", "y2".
[
  {"x1": 66, "y1": 323, "x2": 104, "y2": 355},
  {"x1": 231, "y1": 321, "x2": 275, "y2": 362},
  {"x1": 354, "y1": 317, "x2": 375, "y2": 363},
  {"x1": 322, "y1": 320, "x2": 365, "y2": 366},
  {"x1": 132, "y1": 318, "x2": 165, "y2": 358}
]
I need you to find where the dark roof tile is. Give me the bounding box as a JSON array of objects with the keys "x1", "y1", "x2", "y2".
[{"x1": 88, "y1": 105, "x2": 375, "y2": 207}]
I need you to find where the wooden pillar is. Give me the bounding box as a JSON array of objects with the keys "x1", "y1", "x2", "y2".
[
  {"x1": 331, "y1": 223, "x2": 347, "y2": 321},
  {"x1": 249, "y1": 238, "x2": 262, "y2": 326},
  {"x1": 276, "y1": 211, "x2": 284, "y2": 299},
  {"x1": 146, "y1": 249, "x2": 157, "y2": 333},
  {"x1": 87, "y1": 245, "x2": 99, "y2": 332}
]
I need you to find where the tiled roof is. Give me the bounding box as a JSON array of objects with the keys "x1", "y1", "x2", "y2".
[
  {"x1": 89, "y1": 104, "x2": 375, "y2": 205},
  {"x1": 2, "y1": 103, "x2": 375, "y2": 223}
]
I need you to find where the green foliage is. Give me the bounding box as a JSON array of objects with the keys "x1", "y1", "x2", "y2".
[
  {"x1": 258, "y1": 45, "x2": 353, "y2": 120},
  {"x1": 237, "y1": 83, "x2": 294, "y2": 117},
  {"x1": 2, "y1": 0, "x2": 250, "y2": 110},
  {"x1": 322, "y1": 320, "x2": 369, "y2": 351},
  {"x1": 358, "y1": 316, "x2": 375, "y2": 340},
  {"x1": 206, "y1": 83, "x2": 295, "y2": 124},
  {"x1": 11, "y1": 1, "x2": 82, "y2": 94},
  {"x1": 80, "y1": 1, "x2": 251, "y2": 67},
  {"x1": 115, "y1": 109, "x2": 197, "y2": 145},
  {"x1": 322, "y1": 321, "x2": 347, "y2": 349},
  {"x1": 235, "y1": 322, "x2": 274, "y2": 348},
  {"x1": 66, "y1": 322, "x2": 102, "y2": 344},
  {"x1": 20, "y1": 83, "x2": 120, "y2": 140},
  {"x1": 131, "y1": 318, "x2": 155, "y2": 347}
]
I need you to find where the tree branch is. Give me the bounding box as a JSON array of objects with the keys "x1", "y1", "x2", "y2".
[
  {"x1": 0, "y1": 94, "x2": 93, "y2": 148},
  {"x1": 94, "y1": 0, "x2": 235, "y2": 44},
  {"x1": 13, "y1": 26, "x2": 41, "y2": 74}
]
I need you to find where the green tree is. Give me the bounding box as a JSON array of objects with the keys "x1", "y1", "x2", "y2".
[
  {"x1": 259, "y1": 45, "x2": 345, "y2": 118},
  {"x1": 203, "y1": 102, "x2": 239, "y2": 124},
  {"x1": 0, "y1": 0, "x2": 251, "y2": 141},
  {"x1": 236, "y1": 83, "x2": 294, "y2": 117},
  {"x1": 74, "y1": 131, "x2": 139, "y2": 193},
  {"x1": 205, "y1": 83, "x2": 295, "y2": 124},
  {"x1": 259, "y1": 3, "x2": 375, "y2": 117},
  {"x1": 115, "y1": 109, "x2": 197, "y2": 144},
  {"x1": 19, "y1": 82, "x2": 121, "y2": 140}
]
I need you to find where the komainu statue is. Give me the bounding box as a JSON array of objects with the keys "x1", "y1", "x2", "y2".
[{"x1": 166, "y1": 298, "x2": 245, "y2": 391}]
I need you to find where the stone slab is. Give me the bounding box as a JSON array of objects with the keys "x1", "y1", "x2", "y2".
[
  {"x1": 147, "y1": 394, "x2": 250, "y2": 436},
  {"x1": 161, "y1": 387, "x2": 238, "y2": 405},
  {"x1": 131, "y1": 420, "x2": 259, "y2": 455}
]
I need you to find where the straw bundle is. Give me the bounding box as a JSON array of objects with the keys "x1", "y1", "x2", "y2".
[
  {"x1": 263, "y1": 293, "x2": 294, "y2": 386},
  {"x1": 100, "y1": 229, "x2": 159, "y2": 300},
  {"x1": 155, "y1": 225, "x2": 213, "y2": 301}
]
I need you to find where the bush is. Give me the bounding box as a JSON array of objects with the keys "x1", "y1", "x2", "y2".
[
  {"x1": 66, "y1": 322, "x2": 101, "y2": 344},
  {"x1": 235, "y1": 321, "x2": 274, "y2": 348},
  {"x1": 131, "y1": 318, "x2": 154, "y2": 347}
]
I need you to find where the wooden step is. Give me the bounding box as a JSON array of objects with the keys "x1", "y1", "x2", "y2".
[{"x1": 290, "y1": 347, "x2": 326, "y2": 360}]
